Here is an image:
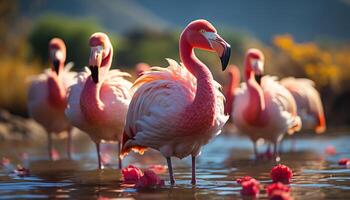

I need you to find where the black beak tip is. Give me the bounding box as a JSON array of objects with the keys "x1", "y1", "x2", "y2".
[
  {"x1": 220, "y1": 45, "x2": 231, "y2": 71},
  {"x1": 53, "y1": 60, "x2": 60, "y2": 75},
  {"x1": 89, "y1": 65, "x2": 99, "y2": 83},
  {"x1": 255, "y1": 74, "x2": 262, "y2": 85}
]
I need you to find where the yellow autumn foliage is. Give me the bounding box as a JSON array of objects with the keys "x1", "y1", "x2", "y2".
[
  {"x1": 273, "y1": 34, "x2": 350, "y2": 90},
  {"x1": 0, "y1": 57, "x2": 41, "y2": 114}
]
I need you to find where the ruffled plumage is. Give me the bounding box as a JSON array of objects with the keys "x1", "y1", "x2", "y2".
[
  {"x1": 27, "y1": 63, "x2": 76, "y2": 133},
  {"x1": 65, "y1": 67, "x2": 133, "y2": 143},
  {"x1": 232, "y1": 75, "x2": 301, "y2": 143},
  {"x1": 280, "y1": 77, "x2": 326, "y2": 133},
  {"x1": 122, "y1": 59, "x2": 228, "y2": 159}
]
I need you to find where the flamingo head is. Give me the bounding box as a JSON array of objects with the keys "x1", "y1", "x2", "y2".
[
  {"x1": 88, "y1": 32, "x2": 112, "y2": 83},
  {"x1": 135, "y1": 62, "x2": 150, "y2": 78},
  {"x1": 49, "y1": 38, "x2": 66, "y2": 75},
  {"x1": 183, "y1": 19, "x2": 231, "y2": 71},
  {"x1": 246, "y1": 48, "x2": 264, "y2": 85}
]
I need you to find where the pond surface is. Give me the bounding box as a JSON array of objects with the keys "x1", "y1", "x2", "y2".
[{"x1": 0, "y1": 128, "x2": 350, "y2": 199}]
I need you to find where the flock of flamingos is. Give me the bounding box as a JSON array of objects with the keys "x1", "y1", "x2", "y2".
[{"x1": 27, "y1": 19, "x2": 326, "y2": 186}]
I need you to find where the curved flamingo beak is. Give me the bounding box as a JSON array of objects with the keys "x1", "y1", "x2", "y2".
[
  {"x1": 251, "y1": 59, "x2": 264, "y2": 85},
  {"x1": 203, "y1": 32, "x2": 231, "y2": 71},
  {"x1": 50, "y1": 49, "x2": 63, "y2": 75},
  {"x1": 89, "y1": 46, "x2": 103, "y2": 83}
]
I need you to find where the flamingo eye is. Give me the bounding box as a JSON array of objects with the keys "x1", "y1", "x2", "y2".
[{"x1": 199, "y1": 29, "x2": 205, "y2": 33}]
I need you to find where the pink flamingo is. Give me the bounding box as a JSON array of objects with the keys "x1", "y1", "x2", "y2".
[
  {"x1": 231, "y1": 49, "x2": 301, "y2": 158},
  {"x1": 28, "y1": 38, "x2": 76, "y2": 160},
  {"x1": 65, "y1": 32, "x2": 132, "y2": 169},
  {"x1": 224, "y1": 65, "x2": 241, "y2": 118},
  {"x1": 280, "y1": 77, "x2": 326, "y2": 133},
  {"x1": 135, "y1": 62, "x2": 150, "y2": 78},
  {"x1": 121, "y1": 20, "x2": 231, "y2": 185}
]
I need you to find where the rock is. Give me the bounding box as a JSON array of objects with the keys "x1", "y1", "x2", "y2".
[{"x1": 0, "y1": 109, "x2": 45, "y2": 141}]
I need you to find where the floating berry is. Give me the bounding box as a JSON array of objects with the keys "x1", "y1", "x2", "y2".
[
  {"x1": 266, "y1": 182, "x2": 290, "y2": 196},
  {"x1": 136, "y1": 169, "x2": 164, "y2": 189},
  {"x1": 236, "y1": 176, "x2": 254, "y2": 184},
  {"x1": 270, "y1": 164, "x2": 293, "y2": 184},
  {"x1": 324, "y1": 145, "x2": 336, "y2": 156},
  {"x1": 240, "y1": 179, "x2": 260, "y2": 197},
  {"x1": 122, "y1": 165, "x2": 143, "y2": 184},
  {"x1": 338, "y1": 158, "x2": 350, "y2": 166},
  {"x1": 13, "y1": 164, "x2": 30, "y2": 177}
]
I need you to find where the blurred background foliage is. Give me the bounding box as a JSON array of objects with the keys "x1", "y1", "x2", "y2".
[{"x1": 1, "y1": 0, "x2": 350, "y2": 126}]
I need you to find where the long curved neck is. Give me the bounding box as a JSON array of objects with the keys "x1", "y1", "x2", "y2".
[
  {"x1": 80, "y1": 46, "x2": 113, "y2": 123},
  {"x1": 179, "y1": 34, "x2": 216, "y2": 130},
  {"x1": 80, "y1": 78, "x2": 104, "y2": 123},
  {"x1": 224, "y1": 72, "x2": 240, "y2": 115},
  {"x1": 47, "y1": 73, "x2": 66, "y2": 110},
  {"x1": 243, "y1": 61, "x2": 265, "y2": 126}
]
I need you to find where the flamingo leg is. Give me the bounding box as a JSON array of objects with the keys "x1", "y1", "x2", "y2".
[
  {"x1": 117, "y1": 142, "x2": 122, "y2": 169},
  {"x1": 191, "y1": 156, "x2": 196, "y2": 185},
  {"x1": 96, "y1": 143, "x2": 102, "y2": 169},
  {"x1": 166, "y1": 157, "x2": 175, "y2": 185},
  {"x1": 253, "y1": 141, "x2": 258, "y2": 159},
  {"x1": 266, "y1": 143, "x2": 272, "y2": 154},
  {"x1": 273, "y1": 142, "x2": 280, "y2": 162},
  {"x1": 48, "y1": 132, "x2": 53, "y2": 161},
  {"x1": 67, "y1": 128, "x2": 72, "y2": 160}
]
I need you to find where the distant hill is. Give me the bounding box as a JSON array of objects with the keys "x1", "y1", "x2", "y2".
[
  {"x1": 19, "y1": 0, "x2": 350, "y2": 43},
  {"x1": 18, "y1": 0, "x2": 170, "y2": 33}
]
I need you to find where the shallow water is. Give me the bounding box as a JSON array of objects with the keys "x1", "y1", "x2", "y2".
[{"x1": 0, "y1": 129, "x2": 350, "y2": 199}]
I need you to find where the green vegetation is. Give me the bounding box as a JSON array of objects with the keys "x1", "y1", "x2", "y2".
[{"x1": 28, "y1": 14, "x2": 112, "y2": 69}]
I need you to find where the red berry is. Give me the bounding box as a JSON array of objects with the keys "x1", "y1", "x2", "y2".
[
  {"x1": 270, "y1": 164, "x2": 293, "y2": 184},
  {"x1": 266, "y1": 182, "x2": 290, "y2": 196},
  {"x1": 236, "y1": 176, "x2": 254, "y2": 184},
  {"x1": 13, "y1": 164, "x2": 30, "y2": 177},
  {"x1": 122, "y1": 165, "x2": 143, "y2": 184},
  {"x1": 240, "y1": 179, "x2": 260, "y2": 197},
  {"x1": 136, "y1": 169, "x2": 164, "y2": 189},
  {"x1": 338, "y1": 158, "x2": 350, "y2": 166},
  {"x1": 324, "y1": 145, "x2": 336, "y2": 156}
]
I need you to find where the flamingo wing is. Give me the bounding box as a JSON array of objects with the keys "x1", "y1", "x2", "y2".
[
  {"x1": 122, "y1": 59, "x2": 227, "y2": 158},
  {"x1": 262, "y1": 76, "x2": 301, "y2": 134},
  {"x1": 65, "y1": 67, "x2": 90, "y2": 129},
  {"x1": 280, "y1": 77, "x2": 326, "y2": 133},
  {"x1": 99, "y1": 69, "x2": 133, "y2": 129}
]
